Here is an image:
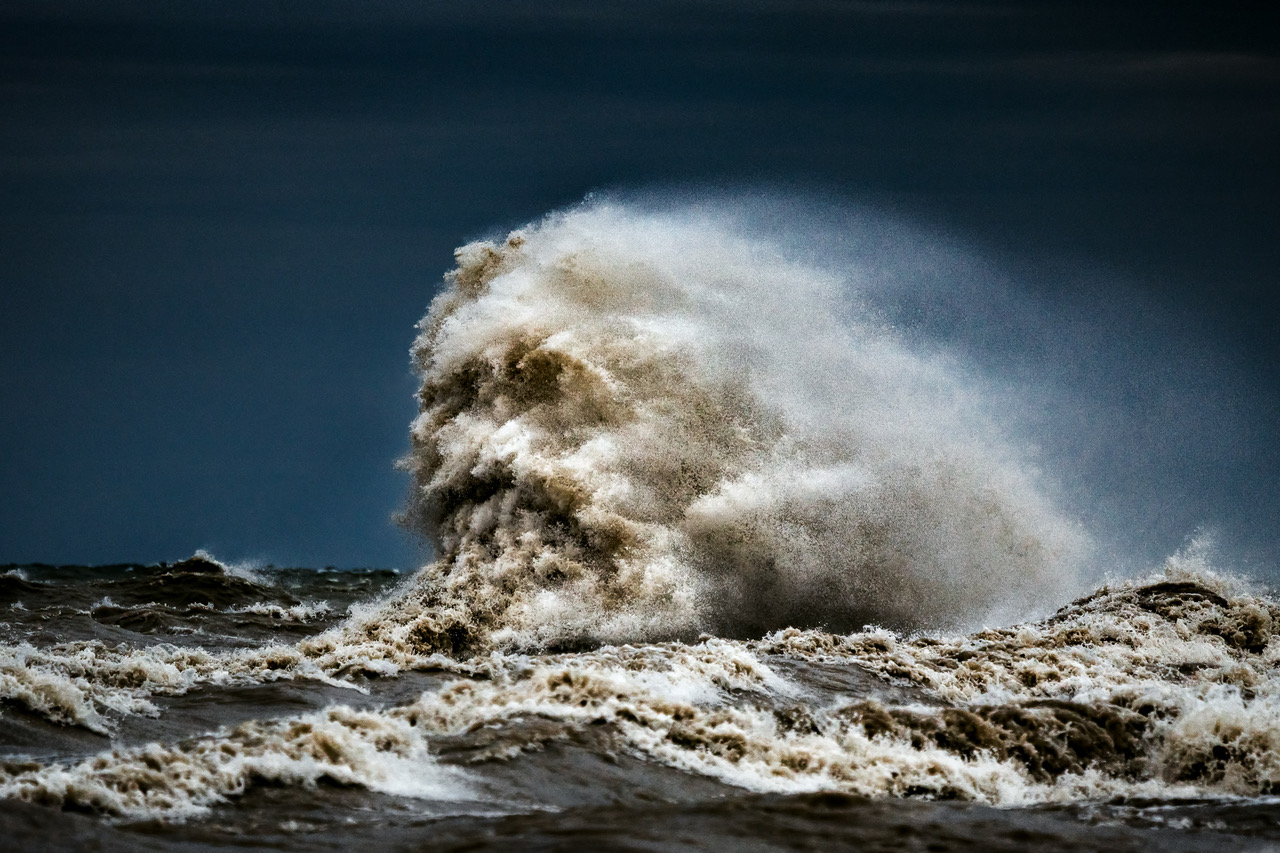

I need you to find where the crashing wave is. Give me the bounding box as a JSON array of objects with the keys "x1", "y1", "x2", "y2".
[
  {"x1": 345, "y1": 203, "x2": 1089, "y2": 655},
  {"x1": 4, "y1": 203, "x2": 1276, "y2": 826},
  {"x1": 5, "y1": 551, "x2": 1280, "y2": 819}
]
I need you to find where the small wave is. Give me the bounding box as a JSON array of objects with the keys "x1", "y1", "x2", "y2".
[
  {"x1": 224, "y1": 601, "x2": 333, "y2": 622},
  {"x1": 0, "y1": 704, "x2": 474, "y2": 819},
  {"x1": 3, "y1": 554, "x2": 1278, "y2": 816},
  {"x1": 107, "y1": 553, "x2": 289, "y2": 611},
  {"x1": 0, "y1": 639, "x2": 346, "y2": 734},
  {"x1": 0, "y1": 572, "x2": 40, "y2": 607},
  {"x1": 0, "y1": 642, "x2": 204, "y2": 733}
]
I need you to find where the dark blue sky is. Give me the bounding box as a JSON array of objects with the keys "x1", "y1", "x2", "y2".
[{"x1": 2, "y1": 1, "x2": 1277, "y2": 573}]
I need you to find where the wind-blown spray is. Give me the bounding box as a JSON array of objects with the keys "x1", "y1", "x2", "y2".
[
  {"x1": 6, "y1": 204, "x2": 1280, "y2": 833},
  {"x1": 371, "y1": 203, "x2": 1089, "y2": 653}
]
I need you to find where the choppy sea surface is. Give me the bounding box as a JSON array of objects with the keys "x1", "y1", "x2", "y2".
[
  {"x1": 4, "y1": 555, "x2": 1280, "y2": 852},
  {"x1": 6, "y1": 202, "x2": 1279, "y2": 850}
]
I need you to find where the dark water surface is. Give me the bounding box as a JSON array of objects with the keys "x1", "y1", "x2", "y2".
[{"x1": 4, "y1": 558, "x2": 1280, "y2": 851}]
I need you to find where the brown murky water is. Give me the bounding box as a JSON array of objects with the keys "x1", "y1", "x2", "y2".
[{"x1": 5, "y1": 558, "x2": 1280, "y2": 852}]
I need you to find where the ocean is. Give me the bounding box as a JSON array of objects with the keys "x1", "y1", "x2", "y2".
[{"x1": 4, "y1": 203, "x2": 1279, "y2": 851}]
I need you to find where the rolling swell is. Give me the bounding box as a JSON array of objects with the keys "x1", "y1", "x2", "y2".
[{"x1": 365, "y1": 203, "x2": 1089, "y2": 655}]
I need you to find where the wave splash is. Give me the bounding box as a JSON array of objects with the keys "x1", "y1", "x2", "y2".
[
  {"x1": 5, "y1": 548, "x2": 1280, "y2": 820},
  {"x1": 14, "y1": 203, "x2": 1280, "y2": 832},
  {"x1": 366, "y1": 203, "x2": 1088, "y2": 654}
]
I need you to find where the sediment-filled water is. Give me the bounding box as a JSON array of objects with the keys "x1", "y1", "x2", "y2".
[{"x1": 4, "y1": 203, "x2": 1278, "y2": 851}]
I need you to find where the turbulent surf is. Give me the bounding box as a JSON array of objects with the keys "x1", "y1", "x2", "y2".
[{"x1": 3, "y1": 203, "x2": 1278, "y2": 851}]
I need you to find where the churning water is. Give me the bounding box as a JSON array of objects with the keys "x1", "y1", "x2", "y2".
[{"x1": 3, "y1": 202, "x2": 1278, "y2": 851}]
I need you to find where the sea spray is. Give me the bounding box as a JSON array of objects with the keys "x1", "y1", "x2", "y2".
[
  {"x1": 6, "y1": 203, "x2": 1280, "y2": 838},
  {"x1": 367, "y1": 203, "x2": 1089, "y2": 654}
]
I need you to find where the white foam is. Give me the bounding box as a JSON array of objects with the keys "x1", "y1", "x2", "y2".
[
  {"x1": 377, "y1": 202, "x2": 1091, "y2": 654},
  {"x1": 0, "y1": 704, "x2": 475, "y2": 819}
]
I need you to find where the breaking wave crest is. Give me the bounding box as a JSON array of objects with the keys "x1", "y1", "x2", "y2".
[
  {"x1": 5, "y1": 547, "x2": 1280, "y2": 820},
  {"x1": 6, "y1": 202, "x2": 1279, "y2": 833},
  {"x1": 365, "y1": 203, "x2": 1089, "y2": 654}
]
